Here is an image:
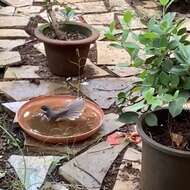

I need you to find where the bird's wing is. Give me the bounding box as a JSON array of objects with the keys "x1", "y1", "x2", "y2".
[{"x1": 56, "y1": 97, "x2": 85, "y2": 121}]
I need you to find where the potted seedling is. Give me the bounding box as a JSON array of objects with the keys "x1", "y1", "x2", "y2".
[
  {"x1": 35, "y1": 0, "x2": 99, "y2": 76},
  {"x1": 106, "y1": 0, "x2": 190, "y2": 189}
]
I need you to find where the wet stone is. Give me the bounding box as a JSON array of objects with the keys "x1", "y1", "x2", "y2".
[
  {"x1": 15, "y1": 6, "x2": 42, "y2": 16},
  {"x1": 24, "y1": 113, "x2": 125, "y2": 154},
  {"x1": 2, "y1": 0, "x2": 33, "y2": 7},
  {"x1": 0, "y1": 6, "x2": 15, "y2": 16},
  {"x1": 0, "y1": 29, "x2": 29, "y2": 39},
  {"x1": 0, "y1": 80, "x2": 72, "y2": 101},
  {"x1": 0, "y1": 16, "x2": 29, "y2": 28},
  {"x1": 75, "y1": 1, "x2": 107, "y2": 13},
  {"x1": 0, "y1": 39, "x2": 26, "y2": 50},
  {"x1": 8, "y1": 155, "x2": 60, "y2": 190},
  {"x1": 107, "y1": 65, "x2": 142, "y2": 77},
  {"x1": 79, "y1": 77, "x2": 138, "y2": 109},
  {"x1": 83, "y1": 12, "x2": 115, "y2": 25},
  {"x1": 4, "y1": 65, "x2": 40, "y2": 79},
  {"x1": 96, "y1": 41, "x2": 131, "y2": 65},
  {"x1": 59, "y1": 141, "x2": 129, "y2": 190},
  {"x1": 0, "y1": 51, "x2": 21, "y2": 68}
]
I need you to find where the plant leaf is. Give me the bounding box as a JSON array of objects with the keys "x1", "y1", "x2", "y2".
[
  {"x1": 118, "y1": 112, "x2": 139, "y2": 124},
  {"x1": 169, "y1": 97, "x2": 186, "y2": 117},
  {"x1": 145, "y1": 113, "x2": 158, "y2": 127},
  {"x1": 160, "y1": 0, "x2": 169, "y2": 6}
]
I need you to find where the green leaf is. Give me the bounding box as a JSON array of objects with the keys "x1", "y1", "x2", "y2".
[
  {"x1": 183, "y1": 77, "x2": 190, "y2": 90},
  {"x1": 144, "y1": 88, "x2": 155, "y2": 102},
  {"x1": 145, "y1": 113, "x2": 158, "y2": 127},
  {"x1": 123, "y1": 11, "x2": 134, "y2": 24},
  {"x1": 126, "y1": 101, "x2": 145, "y2": 112},
  {"x1": 143, "y1": 32, "x2": 159, "y2": 40},
  {"x1": 118, "y1": 112, "x2": 139, "y2": 124},
  {"x1": 169, "y1": 74, "x2": 179, "y2": 88},
  {"x1": 169, "y1": 97, "x2": 186, "y2": 117},
  {"x1": 118, "y1": 92, "x2": 126, "y2": 99},
  {"x1": 109, "y1": 21, "x2": 116, "y2": 32},
  {"x1": 104, "y1": 32, "x2": 117, "y2": 41},
  {"x1": 160, "y1": 0, "x2": 169, "y2": 6},
  {"x1": 159, "y1": 71, "x2": 170, "y2": 86},
  {"x1": 110, "y1": 43, "x2": 122, "y2": 48},
  {"x1": 177, "y1": 28, "x2": 187, "y2": 35}
]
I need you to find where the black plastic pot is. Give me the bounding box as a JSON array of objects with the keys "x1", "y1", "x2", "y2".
[
  {"x1": 35, "y1": 22, "x2": 99, "y2": 77},
  {"x1": 138, "y1": 108, "x2": 190, "y2": 190}
]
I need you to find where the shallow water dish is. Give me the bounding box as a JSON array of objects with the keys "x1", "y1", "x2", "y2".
[{"x1": 17, "y1": 95, "x2": 104, "y2": 144}]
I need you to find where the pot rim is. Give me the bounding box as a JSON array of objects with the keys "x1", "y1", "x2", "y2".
[
  {"x1": 137, "y1": 108, "x2": 190, "y2": 158},
  {"x1": 34, "y1": 21, "x2": 100, "y2": 46}
]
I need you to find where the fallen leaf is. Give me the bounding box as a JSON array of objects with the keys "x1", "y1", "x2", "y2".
[
  {"x1": 106, "y1": 132, "x2": 126, "y2": 145},
  {"x1": 171, "y1": 133, "x2": 183, "y2": 147}
]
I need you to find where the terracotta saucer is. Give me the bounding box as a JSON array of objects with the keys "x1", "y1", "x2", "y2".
[{"x1": 17, "y1": 95, "x2": 104, "y2": 144}]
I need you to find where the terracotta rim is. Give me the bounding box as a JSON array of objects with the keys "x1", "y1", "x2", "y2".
[
  {"x1": 34, "y1": 21, "x2": 100, "y2": 46},
  {"x1": 17, "y1": 95, "x2": 104, "y2": 144}
]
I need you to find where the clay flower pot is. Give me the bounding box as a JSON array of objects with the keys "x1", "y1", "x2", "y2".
[
  {"x1": 138, "y1": 108, "x2": 190, "y2": 190},
  {"x1": 17, "y1": 95, "x2": 104, "y2": 144},
  {"x1": 35, "y1": 22, "x2": 99, "y2": 76}
]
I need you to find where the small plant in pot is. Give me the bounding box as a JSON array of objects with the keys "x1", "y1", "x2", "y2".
[
  {"x1": 106, "y1": 0, "x2": 190, "y2": 189},
  {"x1": 35, "y1": 0, "x2": 99, "y2": 77}
]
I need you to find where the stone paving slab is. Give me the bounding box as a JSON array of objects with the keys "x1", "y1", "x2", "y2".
[
  {"x1": 33, "y1": 42, "x2": 45, "y2": 55},
  {"x1": 75, "y1": 1, "x2": 107, "y2": 14},
  {"x1": 117, "y1": 14, "x2": 146, "y2": 30},
  {"x1": 109, "y1": 0, "x2": 134, "y2": 11},
  {"x1": 84, "y1": 60, "x2": 110, "y2": 77},
  {"x1": 83, "y1": 12, "x2": 115, "y2": 25},
  {"x1": 78, "y1": 77, "x2": 138, "y2": 109},
  {"x1": 96, "y1": 41, "x2": 130, "y2": 65},
  {"x1": 8, "y1": 155, "x2": 60, "y2": 190},
  {"x1": 184, "y1": 18, "x2": 190, "y2": 32},
  {"x1": 24, "y1": 113, "x2": 125, "y2": 155},
  {"x1": 113, "y1": 148, "x2": 141, "y2": 190},
  {"x1": 2, "y1": 100, "x2": 28, "y2": 113},
  {"x1": 0, "y1": 6, "x2": 15, "y2": 16},
  {"x1": 107, "y1": 65, "x2": 142, "y2": 77},
  {"x1": 42, "y1": 182, "x2": 68, "y2": 190},
  {"x1": 1, "y1": 0, "x2": 33, "y2": 7},
  {"x1": 0, "y1": 29, "x2": 29, "y2": 39},
  {"x1": 4, "y1": 65, "x2": 40, "y2": 79},
  {"x1": 59, "y1": 141, "x2": 129, "y2": 190},
  {"x1": 92, "y1": 25, "x2": 122, "y2": 40},
  {"x1": 0, "y1": 80, "x2": 72, "y2": 101},
  {"x1": 0, "y1": 39, "x2": 26, "y2": 50},
  {"x1": 135, "y1": 2, "x2": 161, "y2": 18},
  {"x1": 0, "y1": 51, "x2": 21, "y2": 68},
  {"x1": 124, "y1": 147, "x2": 142, "y2": 162},
  {"x1": 15, "y1": 6, "x2": 42, "y2": 16},
  {"x1": 0, "y1": 16, "x2": 29, "y2": 28}
]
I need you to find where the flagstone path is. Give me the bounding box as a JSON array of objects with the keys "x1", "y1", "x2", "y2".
[{"x1": 0, "y1": 0, "x2": 189, "y2": 189}]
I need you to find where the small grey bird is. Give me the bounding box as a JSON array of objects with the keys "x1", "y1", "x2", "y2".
[{"x1": 40, "y1": 97, "x2": 85, "y2": 122}]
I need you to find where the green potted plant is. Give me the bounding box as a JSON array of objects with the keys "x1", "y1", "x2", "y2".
[
  {"x1": 106, "y1": 0, "x2": 190, "y2": 189},
  {"x1": 35, "y1": 0, "x2": 99, "y2": 76}
]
